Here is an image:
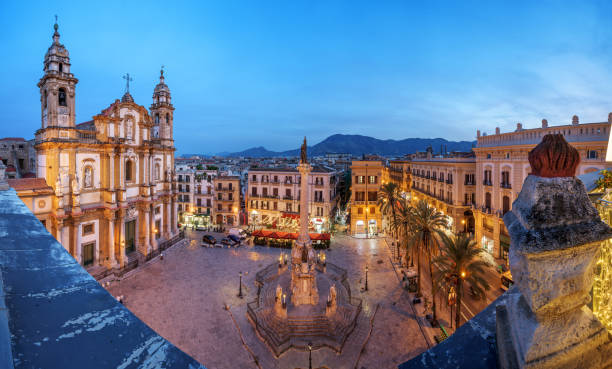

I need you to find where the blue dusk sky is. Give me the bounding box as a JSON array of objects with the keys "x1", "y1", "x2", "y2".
[{"x1": 2, "y1": 1, "x2": 612, "y2": 155}]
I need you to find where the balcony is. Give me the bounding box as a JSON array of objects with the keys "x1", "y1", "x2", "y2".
[
  {"x1": 464, "y1": 181, "x2": 476, "y2": 186},
  {"x1": 283, "y1": 195, "x2": 293, "y2": 200},
  {"x1": 446, "y1": 179, "x2": 453, "y2": 185},
  {"x1": 500, "y1": 182, "x2": 512, "y2": 189},
  {"x1": 483, "y1": 180, "x2": 492, "y2": 186}
]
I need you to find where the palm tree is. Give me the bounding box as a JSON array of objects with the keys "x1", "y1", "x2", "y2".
[
  {"x1": 378, "y1": 182, "x2": 401, "y2": 239},
  {"x1": 391, "y1": 198, "x2": 415, "y2": 267},
  {"x1": 433, "y1": 233, "x2": 490, "y2": 329},
  {"x1": 409, "y1": 199, "x2": 447, "y2": 324}
]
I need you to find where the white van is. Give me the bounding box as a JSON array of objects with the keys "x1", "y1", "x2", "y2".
[{"x1": 228, "y1": 228, "x2": 247, "y2": 240}]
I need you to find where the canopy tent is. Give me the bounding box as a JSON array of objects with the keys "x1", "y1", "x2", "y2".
[{"x1": 252, "y1": 230, "x2": 330, "y2": 241}]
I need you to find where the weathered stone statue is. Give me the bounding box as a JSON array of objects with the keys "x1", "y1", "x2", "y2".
[
  {"x1": 84, "y1": 167, "x2": 92, "y2": 188},
  {"x1": 497, "y1": 134, "x2": 612, "y2": 369}
]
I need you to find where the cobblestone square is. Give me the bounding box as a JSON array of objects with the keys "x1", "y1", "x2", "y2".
[{"x1": 106, "y1": 231, "x2": 433, "y2": 369}]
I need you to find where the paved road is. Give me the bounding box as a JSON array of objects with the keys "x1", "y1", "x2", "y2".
[{"x1": 106, "y1": 232, "x2": 430, "y2": 369}]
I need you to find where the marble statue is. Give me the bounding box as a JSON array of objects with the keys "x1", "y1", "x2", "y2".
[{"x1": 84, "y1": 167, "x2": 92, "y2": 188}]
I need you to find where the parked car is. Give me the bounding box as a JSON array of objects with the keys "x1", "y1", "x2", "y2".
[
  {"x1": 202, "y1": 235, "x2": 217, "y2": 246},
  {"x1": 228, "y1": 234, "x2": 241, "y2": 245},
  {"x1": 220, "y1": 237, "x2": 235, "y2": 246},
  {"x1": 196, "y1": 225, "x2": 207, "y2": 231},
  {"x1": 228, "y1": 228, "x2": 247, "y2": 240}
]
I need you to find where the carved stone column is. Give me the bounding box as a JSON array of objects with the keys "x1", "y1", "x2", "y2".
[
  {"x1": 496, "y1": 134, "x2": 612, "y2": 369},
  {"x1": 104, "y1": 210, "x2": 117, "y2": 269},
  {"x1": 109, "y1": 152, "x2": 115, "y2": 191},
  {"x1": 117, "y1": 211, "x2": 126, "y2": 268}
]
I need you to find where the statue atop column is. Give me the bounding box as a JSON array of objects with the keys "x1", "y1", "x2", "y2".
[
  {"x1": 300, "y1": 136, "x2": 308, "y2": 164},
  {"x1": 291, "y1": 137, "x2": 318, "y2": 305}
]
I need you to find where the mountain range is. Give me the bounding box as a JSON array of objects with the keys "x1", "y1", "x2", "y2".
[{"x1": 210, "y1": 134, "x2": 475, "y2": 158}]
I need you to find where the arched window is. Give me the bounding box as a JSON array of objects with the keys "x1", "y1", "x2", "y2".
[
  {"x1": 58, "y1": 88, "x2": 67, "y2": 107},
  {"x1": 43, "y1": 90, "x2": 48, "y2": 109},
  {"x1": 166, "y1": 113, "x2": 170, "y2": 124},
  {"x1": 485, "y1": 192, "x2": 492, "y2": 211},
  {"x1": 155, "y1": 114, "x2": 160, "y2": 124},
  {"x1": 59, "y1": 63, "x2": 63, "y2": 73},
  {"x1": 155, "y1": 163, "x2": 160, "y2": 181},
  {"x1": 125, "y1": 160, "x2": 133, "y2": 182}
]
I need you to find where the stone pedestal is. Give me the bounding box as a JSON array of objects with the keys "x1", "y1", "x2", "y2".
[{"x1": 497, "y1": 174, "x2": 612, "y2": 369}]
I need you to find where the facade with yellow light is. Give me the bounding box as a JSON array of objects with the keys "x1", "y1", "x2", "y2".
[
  {"x1": 410, "y1": 155, "x2": 477, "y2": 235},
  {"x1": 26, "y1": 23, "x2": 180, "y2": 277},
  {"x1": 212, "y1": 175, "x2": 240, "y2": 226},
  {"x1": 246, "y1": 166, "x2": 339, "y2": 232},
  {"x1": 473, "y1": 117, "x2": 610, "y2": 262},
  {"x1": 349, "y1": 160, "x2": 383, "y2": 236}
]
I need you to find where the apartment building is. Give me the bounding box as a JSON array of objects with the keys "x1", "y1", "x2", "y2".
[
  {"x1": 410, "y1": 154, "x2": 477, "y2": 234},
  {"x1": 473, "y1": 117, "x2": 610, "y2": 261},
  {"x1": 350, "y1": 160, "x2": 383, "y2": 236},
  {"x1": 406, "y1": 116, "x2": 610, "y2": 264},
  {"x1": 386, "y1": 159, "x2": 412, "y2": 195},
  {"x1": 0, "y1": 138, "x2": 37, "y2": 179},
  {"x1": 176, "y1": 166, "x2": 218, "y2": 227},
  {"x1": 246, "y1": 167, "x2": 338, "y2": 233},
  {"x1": 212, "y1": 176, "x2": 241, "y2": 226}
]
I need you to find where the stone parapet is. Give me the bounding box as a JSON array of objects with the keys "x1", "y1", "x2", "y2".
[{"x1": 0, "y1": 188, "x2": 204, "y2": 368}]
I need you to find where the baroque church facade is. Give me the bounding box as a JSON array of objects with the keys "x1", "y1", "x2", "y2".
[{"x1": 33, "y1": 22, "x2": 179, "y2": 275}]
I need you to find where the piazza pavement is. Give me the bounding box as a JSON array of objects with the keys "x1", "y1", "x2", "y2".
[{"x1": 106, "y1": 230, "x2": 443, "y2": 369}]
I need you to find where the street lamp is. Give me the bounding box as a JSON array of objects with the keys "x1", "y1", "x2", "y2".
[
  {"x1": 238, "y1": 271, "x2": 243, "y2": 298},
  {"x1": 365, "y1": 265, "x2": 369, "y2": 291},
  {"x1": 308, "y1": 342, "x2": 313, "y2": 369}
]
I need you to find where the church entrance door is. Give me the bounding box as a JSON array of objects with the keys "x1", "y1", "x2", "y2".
[{"x1": 125, "y1": 220, "x2": 136, "y2": 253}]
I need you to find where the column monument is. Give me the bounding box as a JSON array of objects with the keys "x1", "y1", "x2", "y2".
[{"x1": 290, "y1": 137, "x2": 318, "y2": 305}]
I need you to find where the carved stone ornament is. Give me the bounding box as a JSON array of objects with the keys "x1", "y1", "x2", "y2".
[{"x1": 528, "y1": 134, "x2": 579, "y2": 178}]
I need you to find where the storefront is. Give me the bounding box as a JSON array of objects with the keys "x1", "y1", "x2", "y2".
[
  {"x1": 183, "y1": 213, "x2": 211, "y2": 229},
  {"x1": 368, "y1": 219, "x2": 377, "y2": 236},
  {"x1": 311, "y1": 217, "x2": 327, "y2": 233},
  {"x1": 500, "y1": 233, "x2": 510, "y2": 263},
  {"x1": 481, "y1": 235, "x2": 495, "y2": 255},
  {"x1": 355, "y1": 220, "x2": 365, "y2": 235}
]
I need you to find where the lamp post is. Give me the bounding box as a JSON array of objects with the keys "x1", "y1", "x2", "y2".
[
  {"x1": 308, "y1": 342, "x2": 313, "y2": 369},
  {"x1": 238, "y1": 271, "x2": 243, "y2": 298},
  {"x1": 365, "y1": 265, "x2": 369, "y2": 291}
]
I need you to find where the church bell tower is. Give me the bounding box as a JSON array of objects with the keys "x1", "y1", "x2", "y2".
[
  {"x1": 37, "y1": 19, "x2": 78, "y2": 129},
  {"x1": 150, "y1": 67, "x2": 174, "y2": 143}
]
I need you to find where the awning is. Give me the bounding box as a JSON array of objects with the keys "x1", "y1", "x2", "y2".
[{"x1": 251, "y1": 230, "x2": 330, "y2": 241}]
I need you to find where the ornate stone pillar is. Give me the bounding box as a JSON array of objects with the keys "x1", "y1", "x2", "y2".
[
  {"x1": 165, "y1": 200, "x2": 171, "y2": 238},
  {"x1": 118, "y1": 152, "x2": 125, "y2": 189},
  {"x1": 104, "y1": 210, "x2": 117, "y2": 269},
  {"x1": 496, "y1": 134, "x2": 612, "y2": 369},
  {"x1": 149, "y1": 204, "x2": 157, "y2": 250},
  {"x1": 143, "y1": 153, "x2": 149, "y2": 186},
  {"x1": 74, "y1": 223, "x2": 81, "y2": 265},
  {"x1": 142, "y1": 208, "x2": 150, "y2": 255},
  {"x1": 109, "y1": 152, "x2": 115, "y2": 191},
  {"x1": 117, "y1": 213, "x2": 126, "y2": 268}
]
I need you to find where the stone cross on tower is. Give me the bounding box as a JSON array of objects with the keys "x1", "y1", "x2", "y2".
[{"x1": 123, "y1": 73, "x2": 133, "y2": 93}]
